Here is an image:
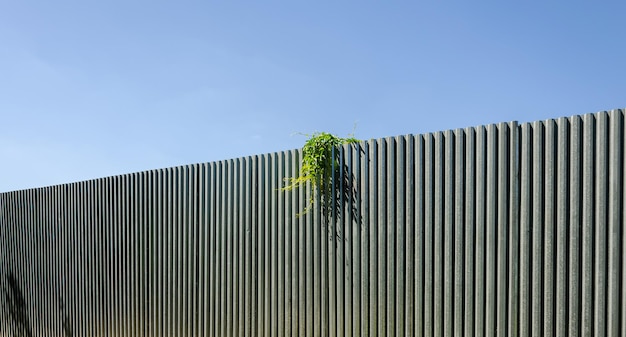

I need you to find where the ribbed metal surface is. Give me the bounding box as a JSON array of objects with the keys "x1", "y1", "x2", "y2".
[{"x1": 1, "y1": 109, "x2": 625, "y2": 336}]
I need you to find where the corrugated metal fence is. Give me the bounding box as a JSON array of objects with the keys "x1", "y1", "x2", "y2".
[{"x1": 1, "y1": 109, "x2": 624, "y2": 336}]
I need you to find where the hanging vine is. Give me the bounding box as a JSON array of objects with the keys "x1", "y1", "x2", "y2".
[{"x1": 283, "y1": 131, "x2": 359, "y2": 216}]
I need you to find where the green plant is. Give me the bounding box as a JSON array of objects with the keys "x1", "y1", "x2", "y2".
[{"x1": 283, "y1": 131, "x2": 359, "y2": 215}]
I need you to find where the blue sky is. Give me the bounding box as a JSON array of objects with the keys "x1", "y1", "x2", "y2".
[{"x1": 1, "y1": 1, "x2": 624, "y2": 192}]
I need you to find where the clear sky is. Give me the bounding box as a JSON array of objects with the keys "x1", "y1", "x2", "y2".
[{"x1": 1, "y1": 1, "x2": 624, "y2": 192}]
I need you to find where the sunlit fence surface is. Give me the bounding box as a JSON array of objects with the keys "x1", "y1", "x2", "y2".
[{"x1": 1, "y1": 109, "x2": 625, "y2": 336}]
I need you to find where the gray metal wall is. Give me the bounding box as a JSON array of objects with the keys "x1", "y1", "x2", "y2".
[{"x1": 1, "y1": 109, "x2": 624, "y2": 336}]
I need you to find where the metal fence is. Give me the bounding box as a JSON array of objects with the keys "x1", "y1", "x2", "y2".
[{"x1": 1, "y1": 109, "x2": 624, "y2": 336}]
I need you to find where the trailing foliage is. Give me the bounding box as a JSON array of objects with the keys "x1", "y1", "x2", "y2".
[{"x1": 283, "y1": 132, "x2": 359, "y2": 215}]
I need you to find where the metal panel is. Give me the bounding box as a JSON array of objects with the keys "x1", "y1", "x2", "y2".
[
  {"x1": 313, "y1": 150, "x2": 322, "y2": 337},
  {"x1": 475, "y1": 125, "x2": 487, "y2": 337},
  {"x1": 386, "y1": 136, "x2": 396, "y2": 337},
  {"x1": 304, "y1": 155, "x2": 313, "y2": 337},
  {"x1": 359, "y1": 140, "x2": 370, "y2": 337},
  {"x1": 532, "y1": 120, "x2": 545, "y2": 337},
  {"x1": 443, "y1": 130, "x2": 454, "y2": 337},
  {"x1": 519, "y1": 123, "x2": 532, "y2": 337},
  {"x1": 508, "y1": 121, "x2": 520, "y2": 337},
  {"x1": 454, "y1": 128, "x2": 465, "y2": 337},
  {"x1": 283, "y1": 151, "x2": 293, "y2": 337},
  {"x1": 368, "y1": 138, "x2": 378, "y2": 337},
  {"x1": 568, "y1": 116, "x2": 582, "y2": 337},
  {"x1": 607, "y1": 110, "x2": 623, "y2": 337},
  {"x1": 1, "y1": 109, "x2": 625, "y2": 337},
  {"x1": 395, "y1": 135, "x2": 406, "y2": 337},
  {"x1": 545, "y1": 119, "x2": 557, "y2": 337},
  {"x1": 496, "y1": 122, "x2": 510, "y2": 337},
  {"x1": 434, "y1": 131, "x2": 444, "y2": 337},
  {"x1": 485, "y1": 124, "x2": 497, "y2": 337},
  {"x1": 581, "y1": 113, "x2": 596, "y2": 336},
  {"x1": 594, "y1": 112, "x2": 608, "y2": 337},
  {"x1": 622, "y1": 111, "x2": 626, "y2": 337},
  {"x1": 351, "y1": 143, "x2": 362, "y2": 337},
  {"x1": 236, "y1": 158, "x2": 245, "y2": 336},
  {"x1": 270, "y1": 154, "x2": 278, "y2": 337},
  {"x1": 464, "y1": 127, "x2": 476, "y2": 337},
  {"x1": 424, "y1": 133, "x2": 435, "y2": 337},
  {"x1": 405, "y1": 134, "x2": 417, "y2": 337},
  {"x1": 352, "y1": 142, "x2": 364, "y2": 336},
  {"x1": 377, "y1": 137, "x2": 387, "y2": 337},
  {"x1": 277, "y1": 153, "x2": 286, "y2": 337},
  {"x1": 297, "y1": 154, "x2": 306, "y2": 337},
  {"x1": 556, "y1": 117, "x2": 569, "y2": 337},
  {"x1": 243, "y1": 157, "x2": 253, "y2": 337},
  {"x1": 226, "y1": 160, "x2": 235, "y2": 337},
  {"x1": 289, "y1": 150, "x2": 299, "y2": 337}
]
